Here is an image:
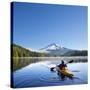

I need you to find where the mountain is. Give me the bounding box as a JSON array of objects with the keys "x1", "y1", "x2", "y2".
[
  {"x1": 12, "y1": 43, "x2": 88, "y2": 57},
  {"x1": 39, "y1": 43, "x2": 71, "y2": 56},
  {"x1": 39, "y1": 43, "x2": 88, "y2": 56}
]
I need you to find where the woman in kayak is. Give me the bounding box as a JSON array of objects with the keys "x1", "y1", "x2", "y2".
[{"x1": 57, "y1": 60, "x2": 67, "y2": 70}]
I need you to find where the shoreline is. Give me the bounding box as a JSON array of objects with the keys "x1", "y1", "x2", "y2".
[{"x1": 12, "y1": 56, "x2": 88, "y2": 59}]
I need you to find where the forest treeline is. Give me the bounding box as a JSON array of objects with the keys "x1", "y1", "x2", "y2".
[
  {"x1": 63, "y1": 50, "x2": 88, "y2": 56},
  {"x1": 11, "y1": 44, "x2": 49, "y2": 57}
]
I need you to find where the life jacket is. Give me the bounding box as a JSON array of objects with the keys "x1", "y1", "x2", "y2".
[{"x1": 58, "y1": 64, "x2": 67, "y2": 70}]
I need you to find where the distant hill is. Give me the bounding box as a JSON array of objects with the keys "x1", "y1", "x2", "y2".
[
  {"x1": 11, "y1": 44, "x2": 49, "y2": 57},
  {"x1": 63, "y1": 50, "x2": 88, "y2": 56}
]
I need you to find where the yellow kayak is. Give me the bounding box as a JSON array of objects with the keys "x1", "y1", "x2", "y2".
[{"x1": 57, "y1": 67, "x2": 74, "y2": 78}]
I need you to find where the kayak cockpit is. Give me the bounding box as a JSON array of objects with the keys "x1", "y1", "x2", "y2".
[{"x1": 56, "y1": 67, "x2": 74, "y2": 78}]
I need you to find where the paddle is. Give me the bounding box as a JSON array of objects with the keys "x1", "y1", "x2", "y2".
[
  {"x1": 66, "y1": 60, "x2": 74, "y2": 64},
  {"x1": 50, "y1": 60, "x2": 74, "y2": 71}
]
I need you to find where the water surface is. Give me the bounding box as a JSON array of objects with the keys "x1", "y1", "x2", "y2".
[{"x1": 12, "y1": 58, "x2": 88, "y2": 88}]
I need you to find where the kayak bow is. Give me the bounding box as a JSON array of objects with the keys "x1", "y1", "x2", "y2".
[{"x1": 56, "y1": 67, "x2": 74, "y2": 78}]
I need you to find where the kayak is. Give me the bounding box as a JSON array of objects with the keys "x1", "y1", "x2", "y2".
[{"x1": 56, "y1": 67, "x2": 74, "y2": 78}]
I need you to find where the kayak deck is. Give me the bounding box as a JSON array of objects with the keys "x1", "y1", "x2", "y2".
[{"x1": 56, "y1": 67, "x2": 74, "y2": 78}]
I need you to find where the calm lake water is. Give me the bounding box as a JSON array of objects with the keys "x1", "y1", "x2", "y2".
[{"x1": 12, "y1": 57, "x2": 88, "y2": 88}]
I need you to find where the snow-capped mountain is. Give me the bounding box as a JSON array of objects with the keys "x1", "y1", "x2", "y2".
[{"x1": 39, "y1": 43, "x2": 71, "y2": 56}]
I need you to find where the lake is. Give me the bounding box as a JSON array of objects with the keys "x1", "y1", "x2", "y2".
[{"x1": 12, "y1": 57, "x2": 88, "y2": 88}]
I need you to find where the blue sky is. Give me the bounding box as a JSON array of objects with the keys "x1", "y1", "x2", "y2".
[{"x1": 12, "y1": 2, "x2": 88, "y2": 50}]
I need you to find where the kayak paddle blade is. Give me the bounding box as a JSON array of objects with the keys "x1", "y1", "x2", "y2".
[{"x1": 68, "y1": 60, "x2": 74, "y2": 63}]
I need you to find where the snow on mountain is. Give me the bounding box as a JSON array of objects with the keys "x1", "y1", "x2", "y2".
[{"x1": 39, "y1": 43, "x2": 71, "y2": 56}]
